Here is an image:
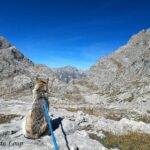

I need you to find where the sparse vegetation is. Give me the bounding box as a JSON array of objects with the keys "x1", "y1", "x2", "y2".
[
  {"x1": 74, "y1": 79, "x2": 99, "y2": 90},
  {"x1": 0, "y1": 114, "x2": 19, "y2": 124},
  {"x1": 63, "y1": 93, "x2": 83, "y2": 101},
  {"x1": 147, "y1": 110, "x2": 150, "y2": 113},
  {"x1": 65, "y1": 107, "x2": 124, "y2": 121},
  {"x1": 126, "y1": 94, "x2": 134, "y2": 102},
  {"x1": 107, "y1": 89, "x2": 121, "y2": 97},
  {"x1": 105, "y1": 114, "x2": 122, "y2": 121},
  {"x1": 63, "y1": 85, "x2": 83, "y2": 101},
  {"x1": 132, "y1": 80, "x2": 140, "y2": 87},
  {"x1": 111, "y1": 58, "x2": 122, "y2": 69},
  {"x1": 137, "y1": 115, "x2": 150, "y2": 123},
  {"x1": 99, "y1": 132, "x2": 150, "y2": 150}
]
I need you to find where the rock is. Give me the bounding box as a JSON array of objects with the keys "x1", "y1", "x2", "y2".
[
  {"x1": 117, "y1": 93, "x2": 134, "y2": 101},
  {"x1": 75, "y1": 111, "x2": 88, "y2": 125},
  {"x1": 59, "y1": 119, "x2": 79, "y2": 134}
]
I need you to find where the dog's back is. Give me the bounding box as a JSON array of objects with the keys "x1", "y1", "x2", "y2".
[{"x1": 23, "y1": 78, "x2": 49, "y2": 139}]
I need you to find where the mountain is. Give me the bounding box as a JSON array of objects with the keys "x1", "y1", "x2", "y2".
[
  {"x1": 53, "y1": 65, "x2": 86, "y2": 83},
  {"x1": 0, "y1": 36, "x2": 66, "y2": 99},
  {"x1": 64, "y1": 29, "x2": 150, "y2": 114},
  {"x1": 87, "y1": 28, "x2": 150, "y2": 104},
  {"x1": 88, "y1": 29, "x2": 150, "y2": 87},
  {"x1": 0, "y1": 36, "x2": 34, "y2": 98}
]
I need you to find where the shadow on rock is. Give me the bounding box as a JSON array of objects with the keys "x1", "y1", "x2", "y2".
[
  {"x1": 51, "y1": 117, "x2": 71, "y2": 150},
  {"x1": 52, "y1": 117, "x2": 63, "y2": 131}
]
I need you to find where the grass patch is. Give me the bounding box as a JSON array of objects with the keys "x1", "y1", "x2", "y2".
[
  {"x1": 99, "y1": 132, "x2": 150, "y2": 150},
  {"x1": 132, "y1": 80, "x2": 140, "y2": 87},
  {"x1": 126, "y1": 94, "x2": 134, "y2": 102},
  {"x1": 63, "y1": 93, "x2": 83, "y2": 101},
  {"x1": 137, "y1": 115, "x2": 150, "y2": 124},
  {"x1": 105, "y1": 114, "x2": 122, "y2": 121},
  {"x1": 63, "y1": 85, "x2": 83, "y2": 101},
  {"x1": 0, "y1": 114, "x2": 19, "y2": 124},
  {"x1": 89, "y1": 133, "x2": 102, "y2": 142}
]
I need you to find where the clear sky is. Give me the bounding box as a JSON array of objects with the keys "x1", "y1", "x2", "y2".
[{"x1": 0, "y1": 0, "x2": 150, "y2": 70}]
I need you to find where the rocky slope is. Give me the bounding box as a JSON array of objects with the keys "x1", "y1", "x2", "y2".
[
  {"x1": 64, "y1": 29, "x2": 150, "y2": 114},
  {"x1": 0, "y1": 36, "x2": 34, "y2": 98},
  {"x1": 53, "y1": 66, "x2": 86, "y2": 83},
  {"x1": 88, "y1": 29, "x2": 150, "y2": 89},
  {"x1": 0, "y1": 36, "x2": 66, "y2": 99}
]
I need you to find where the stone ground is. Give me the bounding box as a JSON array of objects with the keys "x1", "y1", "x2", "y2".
[{"x1": 0, "y1": 98, "x2": 150, "y2": 150}]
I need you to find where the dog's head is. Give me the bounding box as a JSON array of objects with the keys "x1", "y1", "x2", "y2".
[{"x1": 32, "y1": 77, "x2": 49, "y2": 100}]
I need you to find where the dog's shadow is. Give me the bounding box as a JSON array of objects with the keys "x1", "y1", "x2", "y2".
[
  {"x1": 46, "y1": 117, "x2": 71, "y2": 150},
  {"x1": 51, "y1": 117, "x2": 63, "y2": 131}
]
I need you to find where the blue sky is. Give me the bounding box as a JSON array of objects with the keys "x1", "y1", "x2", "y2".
[{"x1": 0, "y1": 0, "x2": 150, "y2": 70}]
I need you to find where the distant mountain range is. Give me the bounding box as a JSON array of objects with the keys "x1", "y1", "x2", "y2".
[{"x1": 53, "y1": 65, "x2": 86, "y2": 83}]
